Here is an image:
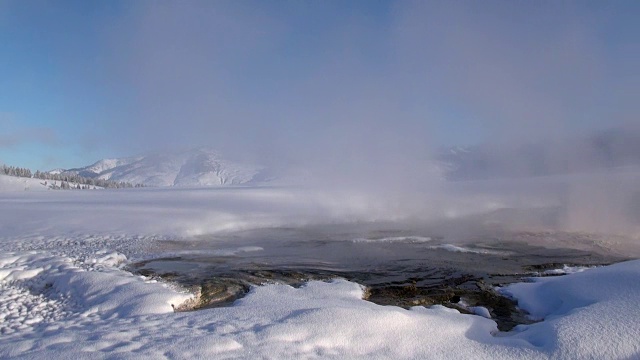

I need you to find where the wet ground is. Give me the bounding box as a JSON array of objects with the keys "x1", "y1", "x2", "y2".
[{"x1": 130, "y1": 224, "x2": 626, "y2": 331}]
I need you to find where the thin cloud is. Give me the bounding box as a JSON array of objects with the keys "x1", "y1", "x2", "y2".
[{"x1": 0, "y1": 128, "x2": 57, "y2": 148}]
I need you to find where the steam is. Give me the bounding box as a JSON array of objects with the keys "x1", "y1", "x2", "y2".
[
  {"x1": 98, "y1": 3, "x2": 633, "y2": 158},
  {"x1": 11, "y1": 2, "x2": 640, "y2": 237}
]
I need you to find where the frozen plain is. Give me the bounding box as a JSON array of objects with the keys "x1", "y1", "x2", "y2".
[{"x1": 1, "y1": 176, "x2": 640, "y2": 359}]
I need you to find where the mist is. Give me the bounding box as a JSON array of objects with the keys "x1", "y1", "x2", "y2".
[{"x1": 14, "y1": 1, "x2": 640, "y2": 237}]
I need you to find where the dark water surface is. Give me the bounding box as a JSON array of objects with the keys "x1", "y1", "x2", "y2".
[{"x1": 131, "y1": 224, "x2": 625, "y2": 330}]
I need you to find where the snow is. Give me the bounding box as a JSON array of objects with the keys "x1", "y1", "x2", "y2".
[
  {"x1": 501, "y1": 261, "x2": 640, "y2": 358},
  {"x1": 62, "y1": 148, "x2": 262, "y2": 187},
  {"x1": 0, "y1": 187, "x2": 639, "y2": 358},
  {"x1": 0, "y1": 174, "x2": 50, "y2": 192},
  {"x1": 0, "y1": 250, "x2": 531, "y2": 359},
  {"x1": 541, "y1": 264, "x2": 595, "y2": 275},
  {"x1": 0, "y1": 251, "x2": 190, "y2": 337},
  {"x1": 83, "y1": 158, "x2": 139, "y2": 175},
  {"x1": 470, "y1": 306, "x2": 492, "y2": 319},
  {"x1": 46, "y1": 169, "x2": 65, "y2": 175},
  {"x1": 0, "y1": 175, "x2": 102, "y2": 192}
]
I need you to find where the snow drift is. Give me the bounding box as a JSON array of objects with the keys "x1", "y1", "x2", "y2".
[{"x1": 1, "y1": 247, "x2": 639, "y2": 359}]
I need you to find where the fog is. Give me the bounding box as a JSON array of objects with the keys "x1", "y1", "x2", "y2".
[{"x1": 11, "y1": 1, "x2": 640, "y2": 238}]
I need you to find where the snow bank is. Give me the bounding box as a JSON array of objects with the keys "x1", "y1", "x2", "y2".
[
  {"x1": 2, "y1": 243, "x2": 640, "y2": 358},
  {"x1": 0, "y1": 250, "x2": 533, "y2": 359},
  {"x1": 502, "y1": 260, "x2": 640, "y2": 358},
  {"x1": 0, "y1": 251, "x2": 191, "y2": 337}
]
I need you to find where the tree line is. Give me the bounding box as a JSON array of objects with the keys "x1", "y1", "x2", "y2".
[
  {"x1": 1, "y1": 165, "x2": 32, "y2": 178},
  {"x1": 1, "y1": 164, "x2": 144, "y2": 189}
]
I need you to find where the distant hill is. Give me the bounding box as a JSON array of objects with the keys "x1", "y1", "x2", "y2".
[
  {"x1": 437, "y1": 128, "x2": 640, "y2": 181},
  {"x1": 46, "y1": 128, "x2": 640, "y2": 187}
]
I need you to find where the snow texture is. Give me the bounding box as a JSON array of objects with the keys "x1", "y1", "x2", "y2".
[{"x1": 0, "y1": 187, "x2": 639, "y2": 359}]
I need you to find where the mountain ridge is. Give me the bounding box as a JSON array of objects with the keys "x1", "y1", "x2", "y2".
[
  {"x1": 56, "y1": 148, "x2": 264, "y2": 187},
  {"x1": 50, "y1": 128, "x2": 640, "y2": 187}
]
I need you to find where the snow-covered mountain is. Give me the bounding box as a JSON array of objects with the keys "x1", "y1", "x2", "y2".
[
  {"x1": 59, "y1": 148, "x2": 266, "y2": 187},
  {"x1": 57, "y1": 128, "x2": 640, "y2": 187},
  {"x1": 80, "y1": 157, "x2": 142, "y2": 176},
  {"x1": 438, "y1": 128, "x2": 640, "y2": 181}
]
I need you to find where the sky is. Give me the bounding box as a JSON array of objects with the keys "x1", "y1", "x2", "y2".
[{"x1": 0, "y1": 0, "x2": 639, "y2": 171}]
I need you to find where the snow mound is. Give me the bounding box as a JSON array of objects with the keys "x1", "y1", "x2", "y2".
[
  {"x1": 0, "y1": 174, "x2": 49, "y2": 192},
  {"x1": 501, "y1": 260, "x2": 640, "y2": 358},
  {"x1": 0, "y1": 251, "x2": 191, "y2": 336}
]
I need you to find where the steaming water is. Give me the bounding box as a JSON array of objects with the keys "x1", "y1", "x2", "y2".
[
  {"x1": 139, "y1": 223, "x2": 617, "y2": 284},
  {"x1": 131, "y1": 223, "x2": 628, "y2": 329}
]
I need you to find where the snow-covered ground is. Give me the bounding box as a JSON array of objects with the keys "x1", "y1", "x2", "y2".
[
  {"x1": 1, "y1": 186, "x2": 639, "y2": 359},
  {"x1": 0, "y1": 174, "x2": 50, "y2": 192},
  {"x1": 0, "y1": 174, "x2": 101, "y2": 192}
]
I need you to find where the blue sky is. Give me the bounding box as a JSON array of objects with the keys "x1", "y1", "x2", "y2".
[{"x1": 1, "y1": 1, "x2": 639, "y2": 170}]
